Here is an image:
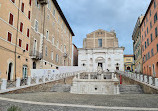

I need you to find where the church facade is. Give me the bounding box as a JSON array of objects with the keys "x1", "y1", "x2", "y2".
[{"x1": 78, "y1": 29, "x2": 124, "y2": 72}]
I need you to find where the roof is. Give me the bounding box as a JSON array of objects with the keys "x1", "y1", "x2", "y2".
[
  {"x1": 140, "y1": 0, "x2": 154, "y2": 27},
  {"x1": 52, "y1": 0, "x2": 75, "y2": 36},
  {"x1": 124, "y1": 55, "x2": 134, "y2": 57}
]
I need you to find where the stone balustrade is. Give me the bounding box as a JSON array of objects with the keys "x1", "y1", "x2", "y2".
[
  {"x1": 116, "y1": 70, "x2": 158, "y2": 87},
  {"x1": 0, "y1": 71, "x2": 84, "y2": 92}
]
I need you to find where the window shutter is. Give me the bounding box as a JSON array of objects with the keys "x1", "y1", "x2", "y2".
[
  {"x1": 19, "y1": 39, "x2": 22, "y2": 47},
  {"x1": 7, "y1": 32, "x2": 12, "y2": 42},
  {"x1": 29, "y1": 0, "x2": 31, "y2": 6},
  {"x1": 20, "y1": 22, "x2": 23, "y2": 32},
  {"x1": 27, "y1": 29, "x2": 30, "y2": 37},
  {"x1": 9, "y1": 13, "x2": 13, "y2": 25},
  {"x1": 21, "y1": 3, "x2": 24, "y2": 12},
  {"x1": 28, "y1": 11, "x2": 31, "y2": 19},
  {"x1": 26, "y1": 44, "x2": 29, "y2": 51}
]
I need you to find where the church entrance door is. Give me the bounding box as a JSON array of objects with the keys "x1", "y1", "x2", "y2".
[{"x1": 98, "y1": 63, "x2": 103, "y2": 68}]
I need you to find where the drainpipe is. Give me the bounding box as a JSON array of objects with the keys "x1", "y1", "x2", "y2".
[{"x1": 14, "y1": 0, "x2": 21, "y2": 80}]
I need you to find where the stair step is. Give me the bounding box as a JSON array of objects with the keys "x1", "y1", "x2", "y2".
[{"x1": 119, "y1": 85, "x2": 143, "y2": 94}]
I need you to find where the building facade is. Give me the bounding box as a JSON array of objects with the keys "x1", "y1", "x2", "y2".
[
  {"x1": 132, "y1": 16, "x2": 144, "y2": 73},
  {"x1": 30, "y1": 0, "x2": 74, "y2": 70},
  {"x1": 124, "y1": 55, "x2": 135, "y2": 72},
  {"x1": 72, "y1": 44, "x2": 78, "y2": 66},
  {"x1": 78, "y1": 29, "x2": 124, "y2": 72},
  {"x1": 0, "y1": 0, "x2": 32, "y2": 80},
  {"x1": 141, "y1": 0, "x2": 158, "y2": 78}
]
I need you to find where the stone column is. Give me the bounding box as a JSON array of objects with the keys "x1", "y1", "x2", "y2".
[
  {"x1": 42, "y1": 76, "x2": 46, "y2": 83},
  {"x1": 1, "y1": 79, "x2": 7, "y2": 90},
  {"x1": 27, "y1": 76, "x2": 31, "y2": 86},
  {"x1": 36, "y1": 76, "x2": 39, "y2": 84},
  {"x1": 88, "y1": 74, "x2": 91, "y2": 80},
  {"x1": 16, "y1": 77, "x2": 21, "y2": 87},
  {"x1": 101, "y1": 74, "x2": 104, "y2": 80},
  {"x1": 78, "y1": 73, "x2": 80, "y2": 79}
]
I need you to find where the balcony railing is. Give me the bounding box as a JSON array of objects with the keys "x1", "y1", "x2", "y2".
[
  {"x1": 38, "y1": 0, "x2": 48, "y2": 5},
  {"x1": 30, "y1": 50, "x2": 42, "y2": 60}
]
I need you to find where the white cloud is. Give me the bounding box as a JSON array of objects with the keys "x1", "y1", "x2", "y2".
[{"x1": 57, "y1": 0, "x2": 150, "y2": 54}]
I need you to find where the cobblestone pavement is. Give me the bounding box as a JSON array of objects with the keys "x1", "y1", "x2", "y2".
[{"x1": 0, "y1": 92, "x2": 158, "y2": 111}]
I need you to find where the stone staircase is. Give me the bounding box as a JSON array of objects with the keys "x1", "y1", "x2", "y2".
[
  {"x1": 51, "y1": 84, "x2": 71, "y2": 92},
  {"x1": 119, "y1": 85, "x2": 143, "y2": 94}
]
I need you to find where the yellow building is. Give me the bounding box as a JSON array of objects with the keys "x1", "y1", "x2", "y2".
[
  {"x1": 0, "y1": 0, "x2": 32, "y2": 80},
  {"x1": 124, "y1": 55, "x2": 135, "y2": 72}
]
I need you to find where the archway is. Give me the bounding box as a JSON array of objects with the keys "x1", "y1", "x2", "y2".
[
  {"x1": 127, "y1": 66, "x2": 130, "y2": 71},
  {"x1": 7, "y1": 62, "x2": 13, "y2": 81}
]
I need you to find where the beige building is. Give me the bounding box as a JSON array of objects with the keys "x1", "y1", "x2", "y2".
[
  {"x1": 0, "y1": 0, "x2": 32, "y2": 80},
  {"x1": 83, "y1": 29, "x2": 118, "y2": 49},
  {"x1": 132, "y1": 15, "x2": 144, "y2": 73},
  {"x1": 30, "y1": 0, "x2": 74, "y2": 69},
  {"x1": 78, "y1": 29, "x2": 124, "y2": 72}
]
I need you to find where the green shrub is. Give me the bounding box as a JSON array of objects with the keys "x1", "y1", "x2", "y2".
[{"x1": 7, "y1": 105, "x2": 22, "y2": 111}]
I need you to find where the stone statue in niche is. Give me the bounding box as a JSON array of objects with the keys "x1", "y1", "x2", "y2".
[{"x1": 97, "y1": 65, "x2": 103, "y2": 75}]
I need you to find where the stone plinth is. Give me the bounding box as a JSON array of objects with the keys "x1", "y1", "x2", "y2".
[{"x1": 70, "y1": 74, "x2": 120, "y2": 95}]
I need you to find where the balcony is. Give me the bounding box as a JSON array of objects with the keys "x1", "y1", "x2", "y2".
[
  {"x1": 30, "y1": 50, "x2": 42, "y2": 60},
  {"x1": 63, "y1": 53, "x2": 68, "y2": 58},
  {"x1": 38, "y1": 0, "x2": 48, "y2": 5}
]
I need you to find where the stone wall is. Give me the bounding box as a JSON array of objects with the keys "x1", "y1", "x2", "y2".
[
  {"x1": 1, "y1": 76, "x2": 74, "y2": 94},
  {"x1": 116, "y1": 74, "x2": 158, "y2": 94}
]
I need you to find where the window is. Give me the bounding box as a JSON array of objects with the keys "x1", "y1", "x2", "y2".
[
  {"x1": 150, "y1": 10, "x2": 152, "y2": 17},
  {"x1": 155, "y1": 27, "x2": 158, "y2": 37},
  {"x1": 7, "y1": 32, "x2": 12, "y2": 42},
  {"x1": 26, "y1": 44, "x2": 29, "y2": 51},
  {"x1": 151, "y1": 34, "x2": 153, "y2": 42},
  {"x1": 45, "y1": 46, "x2": 47, "y2": 56},
  {"x1": 145, "y1": 41, "x2": 147, "y2": 49},
  {"x1": 51, "y1": 51, "x2": 53, "y2": 60},
  {"x1": 151, "y1": 48, "x2": 154, "y2": 56},
  {"x1": 146, "y1": 54, "x2": 148, "y2": 61},
  {"x1": 53, "y1": 8, "x2": 56, "y2": 16},
  {"x1": 154, "y1": 12, "x2": 157, "y2": 23},
  {"x1": 21, "y1": 3, "x2": 24, "y2": 12},
  {"x1": 157, "y1": 44, "x2": 158, "y2": 52},
  {"x1": 34, "y1": 20, "x2": 38, "y2": 32},
  {"x1": 20, "y1": 22, "x2": 23, "y2": 32},
  {"x1": 98, "y1": 39, "x2": 102, "y2": 47},
  {"x1": 147, "y1": 27, "x2": 148, "y2": 34},
  {"x1": 154, "y1": 0, "x2": 156, "y2": 9},
  {"x1": 9, "y1": 13, "x2": 13, "y2": 25},
  {"x1": 46, "y1": 30, "x2": 49, "y2": 40},
  {"x1": 19, "y1": 39, "x2": 22, "y2": 47},
  {"x1": 142, "y1": 35, "x2": 143, "y2": 40},
  {"x1": 56, "y1": 54, "x2": 59, "y2": 63},
  {"x1": 28, "y1": 11, "x2": 31, "y2": 19},
  {"x1": 27, "y1": 29, "x2": 30, "y2": 37},
  {"x1": 11, "y1": 0, "x2": 15, "y2": 3},
  {"x1": 148, "y1": 52, "x2": 150, "y2": 59},
  {"x1": 64, "y1": 45, "x2": 66, "y2": 53},
  {"x1": 47, "y1": 0, "x2": 51, "y2": 10},
  {"x1": 57, "y1": 40, "x2": 59, "y2": 48},
  {"x1": 29, "y1": 0, "x2": 31, "y2": 6},
  {"x1": 145, "y1": 31, "x2": 146, "y2": 37},
  {"x1": 147, "y1": 38, "x2": 149, "y2": 46},
  {"x1": 52, "y1": 37, "x2": 54, "y2": 45},
  {"x1": 150, "y1": 21, "x2": 152, "y2": 29}
]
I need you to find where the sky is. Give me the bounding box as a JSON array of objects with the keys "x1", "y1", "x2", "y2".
[{"x1": 57, "y1": 0, "x2": 151, "y2": 54}]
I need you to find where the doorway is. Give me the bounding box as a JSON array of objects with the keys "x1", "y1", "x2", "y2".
[
  {"x1": 33, "y1": 62, "x2": 36, "y2": 69},
  {"x1": 23, "y1": 65, "x2": 28, "y2": 79},
  {"x1": 127, "y1": 66, "x2": 130, "y2": 71},
  {"x1": 7, "y1": 62, "x2": 13, "y2": 81},
  {"x1": 98, "y1": 63, "x2": 103, "y2": 68},
  {"x1": 116, "y1": 67, "x2": 119, "y2": 70}
]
